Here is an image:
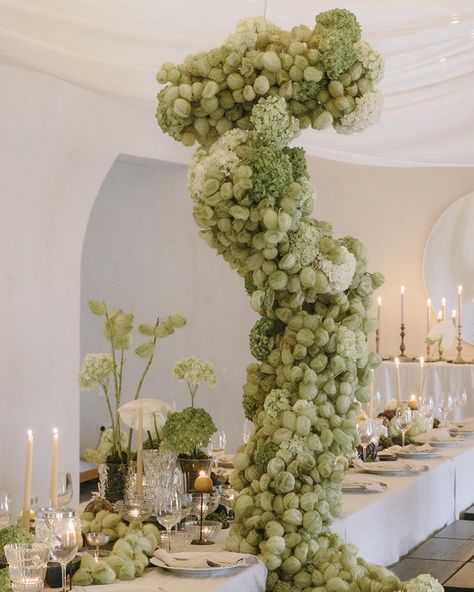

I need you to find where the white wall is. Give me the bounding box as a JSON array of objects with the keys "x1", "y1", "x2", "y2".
[{"x1": 1, "y1": 61, "x2": 473, "y2": 513}]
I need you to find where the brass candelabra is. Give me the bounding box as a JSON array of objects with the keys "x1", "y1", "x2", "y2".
[{"x1": 453, "y1": 324, "x2": 466, "y2": 364}]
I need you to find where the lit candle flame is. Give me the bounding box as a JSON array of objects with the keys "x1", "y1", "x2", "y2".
[
  {"x1": 419, "y1": 356, "x2": 424, "y2": 367},
  {"x1": 458, "y1": 285, "x2": 463, "y2": 294},
  {"x1": 377, "y1": 296, "x2": 382, "y2": 306},
  {"x1": 395, "y1": 357, "x2": 399, "y2": 368},
  {"x1": 427, "y1": 298, "x2": 431, "y2": 306},
  {"x1": 400, "y1": 286, "x2": 405, "y2": 295}
]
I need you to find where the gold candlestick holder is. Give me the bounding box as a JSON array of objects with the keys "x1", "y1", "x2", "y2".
[
  {"x1": 452, "y1": 325, "x2": 466, "y2": 364},
  {"x1": 396, "y1": 323, "x2": 416, "y2": 362},
  {"x1": 375, "y1": 328, "x2": 380, "y2": 356},
  {"x1": 425, "y1": 342, "x2": 431, "y2": 363}
]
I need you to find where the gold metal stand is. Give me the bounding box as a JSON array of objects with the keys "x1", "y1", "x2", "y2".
[
  {"x1": 375, "y1": 328, "x2": 380, "y2": 356},
  {"x1": 452, "y1": 325, "x2": 466, "y2": 364},
  {"x1": 396, "y1": 323, "x2": 416, "y2": 362}
]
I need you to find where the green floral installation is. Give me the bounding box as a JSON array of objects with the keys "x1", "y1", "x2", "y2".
[{"x1": 156, "y1": 9, "x2": 440, "y2": 592}]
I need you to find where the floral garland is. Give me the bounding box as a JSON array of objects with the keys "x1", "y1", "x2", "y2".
[{"x1": 156, "y1": 9, "x2": 440, "y2": 592}]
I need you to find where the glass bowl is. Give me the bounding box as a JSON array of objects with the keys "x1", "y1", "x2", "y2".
[
  {"x1": 158, "y1": 530, "x2": 193, "y2": 552},
  {"x1": 183, "y1": 520, "x2": 222, "y2": 541},
  {"x1": 115, "y1": 498, "x2": 153, "y2": 522}
]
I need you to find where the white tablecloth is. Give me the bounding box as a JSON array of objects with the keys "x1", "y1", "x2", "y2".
[
  {"x1": 333, "y1": 435, "x2": 474, "y2": 566},
  {"x1": 76, "y1": 532, "x2": 267, "y2": 592},
  {"x1": 374, "y1": 361, "x2": 474, "y2": 418}
]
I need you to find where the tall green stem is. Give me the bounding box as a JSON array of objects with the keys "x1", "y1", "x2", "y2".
[
  {"x1": 101, "y1": 383, "x2": 115, "y2": 433},
  {"x1": 104, "y1": 304, "x2": 122, "y2": 460}
]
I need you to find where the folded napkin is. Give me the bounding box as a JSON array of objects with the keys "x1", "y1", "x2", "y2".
[
  {"x1": 343, "y1": 481, "x2": 386, "y2": 492},
  {"x1": 352, "y1": 459, "x2": 428, "y2": 473},
  {"x1": 415, "y1": 428, "x2": 460, "y2": 443},
  {"x1": 385, "y1": 443, "x2": 433, "y2": 454},
  {"x1": 154, "y1": 548, "x2": 209, "y2": 569}
]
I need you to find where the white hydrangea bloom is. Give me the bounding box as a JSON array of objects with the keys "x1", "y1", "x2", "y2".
[
  {"x1": 404, "y1": 574, "x2": 443, "y2": 592},
  {"x1": 188, "y1": 130, "x2": 248, "y2": 199},
  {"x1": 292, "y1": 399, "x2": 312, "y2": 414},
  {"x1": 318, "y1": 247, "x2": 356, "y2": 294},
  {"x1": 280, "y1": 434, "x2": 306, "y2": 455},
  {"x1": 355, "y1": 40, "x2": 384, "y2": 82},
  {"x1": 335, "y1": 91, "x2": 383, "y2": 135},
  {"x1": 224, "y1": 17, "x2": 281, "y2": 53},
  {"x1": 264, "y1": 388, "x2": 292, "y2": 418},
  {"x1": 78, "y1": 353, "x2": 114, "y2": 390},
  {"x1": 173, "y1": 355, "x2": 217, "y2": 389}
]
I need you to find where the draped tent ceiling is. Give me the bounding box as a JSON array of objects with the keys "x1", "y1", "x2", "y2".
[{"x1": 0, "y1": 0, "x2": 473, "y2": 167}]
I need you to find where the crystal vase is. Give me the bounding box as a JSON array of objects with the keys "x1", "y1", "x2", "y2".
[{"x1": 97, "y1": 463, "x2": 128, "y2": 503}]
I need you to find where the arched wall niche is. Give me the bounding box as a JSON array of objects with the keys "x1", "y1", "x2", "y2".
[{"x1": 80, "y1": 154, "x2": 253, "y2": 459}]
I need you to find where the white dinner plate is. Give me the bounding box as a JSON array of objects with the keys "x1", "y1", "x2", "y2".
[
  {"x1": 150, "y1": 552, "x2": 255, "y2": 575},
  {"x1": 450, "y1": 429, "x2": 474, "y2": 438},
  {"x1": 414, "y1": 437, "x2": 463, "y2": 448},
  {"x1": 356, "y1": 462, "x2": 429, "y2": 476},
  {"x1": 396, "y1": 450, "x2": 439, "y2": 459}
]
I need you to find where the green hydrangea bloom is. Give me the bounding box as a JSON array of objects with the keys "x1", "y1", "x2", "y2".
[
  {"x1": 288, "y1": 221, "x2": 321, "y2": 266},
  {"x1": 283, "y1": 147, "x2": 308, "y2": 180},
  {"x1": 245, "y1": 147, "x2": 293, "y2": 203},
  {"x1": 316, "y1": 8, "x2": 361, "y2": 42},
  {"x1": 295, "y1": 80, "x2": 323, "y2": 102},
  {"x1": 255, "y1": 441, "x2": 280, "y2": 472},
  {"x1": 319, "y1": 31, "x2": 357, "y2": 79},
  {"x1": 264, "y1": 388, "x2": 292, "y2": 418},
  {"x1": 162, "y1": 407, "x2": 217, "y2": 455},
  {"x1": 0, "y1": 568, "x2": 10, "y2": 592},
  {"x1": 244, "y1": 273, "x2": 256, "y2": 296},
  {"x1": 250, "y1": 96, "x2": 300, "y2": 149},
  {"x1": 0, "y1": 527, "x2": 33, "y2": 562},
  {"x1": 78, "y1": 353, "x2": 114, "y2": 390},
  {"x1": 155, "y1": 89, "x2": 185, "y2": 141},
  {"x1": 249, "y1": 318, "x2": 281, "y2": 361},
  {"x1": 243, "y1": 391, "x2": 259, "y2": 420}
]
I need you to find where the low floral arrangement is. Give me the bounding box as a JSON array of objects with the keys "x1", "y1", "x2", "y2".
[
  {"x1": 161, "y1": 356, "x2": 217, "y2": 457},
  {"x1": 78, "y1": 301, "x2": 186, "y2": 463},
  {"x1": 155, "y1": 7, "x2": 442, "y2": 592}
]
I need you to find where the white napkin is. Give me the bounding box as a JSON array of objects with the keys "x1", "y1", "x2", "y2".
[
  {"x1": 385, "y1": 443, "x2": 433, "y2": 454},
  {"x1": 416, "y1": 428, "x2": 461, "y2": 443},
  {"x1": 352, "y1": 459, "x2": 428, "y2": 473},
  {"x1": 343, "y1": 481, "x2": 386, "y2": 492},
  {"x1": 153, "y1": 548, "x2": 209, "y2": 569}
]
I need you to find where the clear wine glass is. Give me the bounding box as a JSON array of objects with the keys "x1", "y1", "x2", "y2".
[
  {"x1": 357, "y1": 420, "x2": 373, "y2": 462},
  {"x1": 57, "y1": 473, "x2": 73, "y2": 508},
  {"x1": 439, "y1": 393, "x2": 453, "y2": 426},
  {"x1": 0, "y1": 492, "x2": 11, "y2": 528},
  {"x1": 242, "y1": 419, "x2": 253, "y2": 444},
  {"x1": 48, "y1": 516, "x2": 80, "y2": 592},
  {"x1": 420, "y1": 397, "x2": 434, "y2": 430},
  {"x1": 208, "y1": 431, "x2": 226, "y2": 470},
  {"x1": 454, "y1": 390, "x2": 467, "y2": 421},
  {"x1": 396, "y1": 406, "x2": 413, "y2": 447},
  {"x1": 156, "y1": 490, "x2": 182, "y2": 551}
]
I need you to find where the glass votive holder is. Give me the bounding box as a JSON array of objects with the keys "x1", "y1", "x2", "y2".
[
  {"x1": 4, "y1": 543, "x2": 49, "y2": 592},
  {"x1": 115, "y1": 495, "x2": 153, "y2": 522}
]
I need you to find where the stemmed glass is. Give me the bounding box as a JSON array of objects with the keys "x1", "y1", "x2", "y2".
[
  {"x1": 57, "y1": 473, "x2": 73, "y2": 508},
  {"x1": 208, "y1": 431, "x2": 226, "y2": 470},
  {"x1": 48, "y1": 516, "x2": 80, "y2": 592},
  {"x1": 85, "y1": 531, "x2": 110, "y2": 561},
  {"x1": 439, "y1": 394, "x2": 453, "y2": 426},
  {"x1": 396, "y1": 406, "x2": 413, "y2": 447},
  {"x1": 357, "y1": 420, "x2": 373, "y2": 462},
  {"x1": 0, "y1": 492, "x2": 11, "y2": 528},
  {"x1": 156, "y1": 490, "x2": 182, "y2": 551},
  {"x1": 420, "y1": 397, "x2": 434, "y2": 430},
  {"x1": 242, "y1": 420, "x2": 253, "y2": 444},
  {"x1": 454, "y1": 390, "x2": 467, "y2": 421}
]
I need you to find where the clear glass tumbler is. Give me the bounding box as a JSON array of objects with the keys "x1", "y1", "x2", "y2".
[{"x1": 4, "y1": 543, "x2": 49, "y2": 592}]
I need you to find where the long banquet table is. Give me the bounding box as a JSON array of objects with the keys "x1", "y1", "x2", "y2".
[
  {"x1": 333, "y1": 434, "x2": 474, "y2": 566},
  {"x1": 76, "y1": 433, "x2": 474, "y2": 591}
]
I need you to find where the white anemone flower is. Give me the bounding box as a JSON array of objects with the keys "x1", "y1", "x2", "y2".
[{"x1": 118, "y1": 398, "x2": 173, "y2": 437}]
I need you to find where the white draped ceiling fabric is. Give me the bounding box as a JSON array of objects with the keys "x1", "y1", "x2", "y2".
[{"x1": 0, "y1": 0, "x2": 473, "y2": 167}]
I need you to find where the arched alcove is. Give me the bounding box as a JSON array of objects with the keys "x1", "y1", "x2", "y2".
[{"x1": 80, "y1": 154, "x2": 256, "y2": 458}]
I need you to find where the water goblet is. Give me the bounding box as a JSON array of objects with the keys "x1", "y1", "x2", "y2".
[
  {"x1": 48, "y1": 515, "x2": 80, "y2": 592},
  {"x1": 0, "y1": 492, "x2": 11, "y2": 528},
  {"x1": 57, "y1": 473, "x2": 73, "y2": 508},
  {"x1": 439, "y1": 393, "x2": 453, "y2": 426},
  {"x1": 357, "y1": 420, "x2": 373, "y2": 462},
  {"x1": 208, "y1": 431, "x2": 226, "y2": 470},
  {"x1": 242, "y1": 419, "x2": 253, "y2": 444},
  {"x1": 420, "y1": 396, "x2": 434, "y2": 430},
  {"x1": 454, "y1": 390, "x2": 467, "y2": 420},
  {"x1": 396, "y1": 406, "x2": 413, "y2": 447},
  {"x1": 85, "y1": 532, "x2": 110, "y2": 562},
  {"x1": 156, "y1": 490, "x2": 182, "y2": 552}
]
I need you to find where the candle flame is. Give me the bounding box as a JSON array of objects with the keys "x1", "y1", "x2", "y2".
[
  {"x1": 441, "y1": 297, "x2": 446, "y2": 305},
  {"x1": 451, "y1": 309, "x2": 456, "y2": 318},
  {"x1": 427, "y1": 298, "x2": 431, "y2": 306},
  {"x1": 27, "y1": 429, "x2": 33, "y2": 438},
  {"x1": 400, "y1": 286, "x2": 405, "y2": 294},
  {"x1": 395, "y1": 357, "x2": 399, "y2": 367},
  {"x1": 377, "y1": 296, "x2": 382, "y2": 306},
  {"x1": 410, "y1": 394, "x2": 416, "y2": 400},
  {"x1": 437, "y1": 311, "x2": 443, "y2": 320},
  {"x1": 419, "y1": 356, "x2": 424, "y2": 366},
  {"x1": 53, "y1": 427, "x2": 58, "y2": 436},
  {"x1": 458, "y1": 284, "x2": 463, "y2": 293},
  {"x1": 199, "y1": 471, "x2": 206, "y2": 477}
]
